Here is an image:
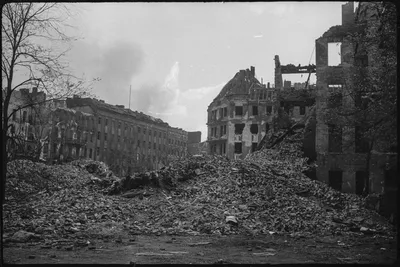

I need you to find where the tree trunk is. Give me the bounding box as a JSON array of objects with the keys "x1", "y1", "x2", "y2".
[
  {"x1": 2, "y1": 129, "x2": 7, "y2": 203},
  {"x1": 363, "y1": 141, "x2": 374, "y2": 196}
]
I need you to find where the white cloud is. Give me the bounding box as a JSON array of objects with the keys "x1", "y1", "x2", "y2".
[{"x1": 253, "y1": 34, "x2": 263, "y2": 38}]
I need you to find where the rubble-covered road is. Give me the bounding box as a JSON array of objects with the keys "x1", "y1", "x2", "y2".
[{"x1": 3, "y1": 233, "x2": 397, "y2": 264}]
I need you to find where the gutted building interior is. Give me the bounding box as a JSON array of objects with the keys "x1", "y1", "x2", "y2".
[{"x1": 207, "y1": 67, "x2": 277, "y2": 159}]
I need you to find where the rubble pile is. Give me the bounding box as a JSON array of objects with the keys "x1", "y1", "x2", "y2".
[{"x1": 3, "y1": 138, "x2": 395, "y2": 242}]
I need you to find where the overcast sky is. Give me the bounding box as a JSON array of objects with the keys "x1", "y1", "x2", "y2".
[{"x1": 63, "y1": 2, "x2": 349, "y2": 141}]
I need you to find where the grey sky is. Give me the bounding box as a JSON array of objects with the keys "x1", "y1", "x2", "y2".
[{"x1": 64, "y1": 2, "x2": 349, "y2": 141}]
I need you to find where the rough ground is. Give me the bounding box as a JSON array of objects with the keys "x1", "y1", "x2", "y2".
[
  {"x1": 3, "y1": 128, "x2": 396, "y2": 264},
  {"x1": 3, "y1": 233, "x2": 397, "y2": 264}
]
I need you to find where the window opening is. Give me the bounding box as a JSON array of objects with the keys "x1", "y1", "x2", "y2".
[
  {"x1": 250, "y1": 124, "x2": 258, "y2": 134},
  {"x1": 328, "y1": 42, "x2": 342, "y2": 66},
  {"x1": 234, "y1": 142, "x2": 242, "y2": 154},
  {"x1": 329, "y1": 170, "x2": 343, "y2": 191},
  {"x1": 235, "y1": 106, "x2": 243, "y2": 116},
  {"x1": 234, "y1": 123, "x2": 245, "y2": 134},
  {"x1": 355, "y1": 171, "x2": 368, "y2": 195},
  {"x1": 300, "y1": 106, "x2": 306, "y2": 115},
  {"x1": 252, "y1": 105, "x2": 258, "y2": 116}
]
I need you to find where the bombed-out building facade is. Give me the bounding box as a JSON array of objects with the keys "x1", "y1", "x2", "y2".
[
  {"x1": 206, "y1": 61, "x2": 316, "y2": 160},
  {"x1": 315, "y1": 2, "x2": 397, "y2": 195},
  {"x1": 207, "y1": 67, "x2": 278, "y2": 159},
  {"x1": 206, "y1": 2, "x2": 396, "y2": 200}
]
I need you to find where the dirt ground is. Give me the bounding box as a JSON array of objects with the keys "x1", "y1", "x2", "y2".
[{"x1": 2, "y1": 232, "x2": 397, "y2": 264}]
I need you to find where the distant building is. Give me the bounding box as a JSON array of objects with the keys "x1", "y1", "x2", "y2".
[
  {"x1": 40, "y1": 107, "x2": 94, "y2": 163},
  {"x1": 65, "y1": 96, "x2": 188, "y2": 174},
  {"x1": 187, "y1": 131, "x2": 201, "y2": 155},
  {"x1": 7, "y1": 88, "x2": 189, "y2": 174}
]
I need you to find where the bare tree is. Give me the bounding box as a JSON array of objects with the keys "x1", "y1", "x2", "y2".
[{"x1": 2, "y1": 3, "x2": 97, "y2": 203}]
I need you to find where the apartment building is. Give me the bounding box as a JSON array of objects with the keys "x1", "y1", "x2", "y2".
[
  {"x1": 207, "y1": 67, "x2": 277, "y2": 159},
  {"x1": 187, "y1": 131, "x2": 201, "y2": 155},
  {"x1": 41, "y1": 107, "x2": 94, "y2": 163},
  {"x1": 66, "y1": 96, "x2": 188, "y2": 174}
]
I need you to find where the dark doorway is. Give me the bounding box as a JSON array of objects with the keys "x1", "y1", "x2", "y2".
[
  {"x1": 329, "y1": 170, "x2": 342, "y2": 191},
  {"x1": 355, "y1": 171, "x2": 367, "y2": 195}
]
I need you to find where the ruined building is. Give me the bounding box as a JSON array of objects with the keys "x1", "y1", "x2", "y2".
[
  {"x1": 7, "y1": 88, "x2": 190, "y2": 174},
  {"x1": 41, "y1": 107, "x2": 94, "y2": 163},
  {"x1": 207, "y1": 67, "x2": 277, "y2": 159},
  {"x1": 274, "y1": 55, "x2": 316, "y2": 125},
  {"x1": 7, "y1": 87, "x2": 47, "y2": 159},
  {"x1": 66, "y1": 96, "x2": 188, "y2": 174},
  {"x1": 206, "y1": 57, "x2": 318, "y2": 160},
  {"x1": 315, "y1": 2, "x2": 397, "y2": 195}
]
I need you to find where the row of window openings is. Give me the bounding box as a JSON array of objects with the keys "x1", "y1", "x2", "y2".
[
  {"x1": 235, "y1": 105, "x2": 273, "y2": 116},
  {"x1": 328, "y1": 169, "x2": 393, "y2": 195},
  {"x1": 12, "y1": 110, "x2": 35, "y2": 124},
  {"x1": 233, "y1": 142, "x2": 258, "y2": 154},
  {"x1": 210, "y1": 123, "x2": 261, "y2": 138},
  {"x1": 211, "y1": 105, "x2": 274, "y2": 120},
  {"x1": 52, "y1": 127, "x2": 183, "y2": 146},
  {"x1": 328, "y1": 125, "x2": 369, "y2": 153},
  {"x1": 13, "y1": 112, "x2": 183, "y2": 143},
  {"x1": 328, "y1": 170, "x2": 370, "y2": 195},
  {"x1": 327, "y1": 85, "x2": 373, "y2": 110},
  {"x1": 250, "y1": 90, "x2": 273, "y2": 100},
  {"x1": 97, "y1": 117, "x2": 187, "y2": 141},
  {"x1": 211, "y1": 143, "x2": 226, "y2": 154},
  {"x1": 12, "y1": 112, "x2": 181, "y2": 143},
  {"x1": 210, "y1": 125, "x2": 227, "y2": 137},
  {"x1": 211, "y1": 107, "x2": 228, "y2": 120}
]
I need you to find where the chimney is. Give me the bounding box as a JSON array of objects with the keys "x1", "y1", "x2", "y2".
[
  {"x1": 32, "y1": 87, "x2": 38, "y2": 94},
  {"x1": 267, "y1": 82, "x2": 270, "y2": 89},
  {"x1": 261, "y1": 77, "x2": 263, "y2": 84},
  {"x1": 250, "y1": 66, "x2": 255, "y2": 77},
  {"x1": 342, "y1": 2, "x2": 354, "y2": 26}
]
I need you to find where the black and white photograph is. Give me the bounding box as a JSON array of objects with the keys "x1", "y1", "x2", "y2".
[{"x1": 1, "y1": 1, "x2": 397, "y2": 264}]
